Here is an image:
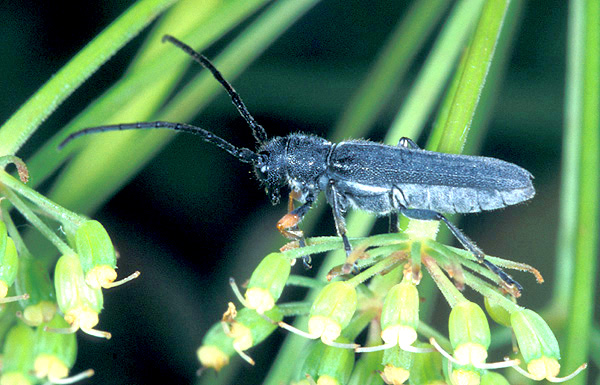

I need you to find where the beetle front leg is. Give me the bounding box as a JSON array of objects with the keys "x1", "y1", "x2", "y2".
[
  {"x1": 277, "y1": 191, "x2": 314, "y2": 268},
  {"x1": 399, "y1": 207, "x2": 523, "y2": 293}
]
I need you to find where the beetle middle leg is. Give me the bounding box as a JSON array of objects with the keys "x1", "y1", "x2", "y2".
[
  {"x1": 396, "y1": 205, "x2": 523, "y2": 292},
  {"x1": 325, "y1": 182, "x2": 363, "y2": 275},
  {"x1": 277, "y1": 191, "x2": 314, "y2": 268},
  {"x1": 325, "y1": 182, "x2": 352, "y2": 256}
]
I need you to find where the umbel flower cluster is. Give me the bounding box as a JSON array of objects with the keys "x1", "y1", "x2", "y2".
[
  {"x1": 197, "y1": 224, "x2": 587, "y2": 384},
  {"x1": 0, "y1": 158, "x2": 138, "y2": 385},
  {"x1": 0, "y1": 157, "x2": 586, "y2": 385}
]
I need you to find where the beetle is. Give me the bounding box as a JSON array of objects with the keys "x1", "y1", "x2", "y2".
[{"x1": 60, "y1": 35, "x2": 535, "y2": 292}]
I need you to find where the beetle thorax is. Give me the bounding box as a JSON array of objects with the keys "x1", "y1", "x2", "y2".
[{"x1": 283, "y1": 134, "x2": 332, "y2": 194}]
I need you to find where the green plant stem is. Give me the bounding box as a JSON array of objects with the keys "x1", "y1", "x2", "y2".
[
  {"x1": 551, "y1": 0, "x2": 584, "y2": 310},
  {"x1": 389, "y1": 0, "x2": 484, "y2": 142},
  {"x1": 421, "y1": 255, "x2": 465, "y2": 308},
  {"x1": 0, "y1": 172, "x2": 85, "y2": 229},
  {"x1": 437, "y1": 0, "x2": 509, "y2": 155},
  {"x1": 0, "y1": 156, "x2": 28, "y2": 183},
  {"x1": 0, "y1": 187, "x2": 75, "y2": 257},
  {"x1": 346, "y1": 255, "x2": 403, "y2": 288},
  {"x1": 563, "y1": 0, "x2": 599, "y2": 381},
  {"x1": 278, "y1": 302, "x2": 313, "y2": 317},
  {"x1": 343, "y1": 308, "x2": 379, "y2": 342},
  {"x1": 590, "y1": 324, "x2": 600, "y2": 368},
  {"x1": 0, "y1": 0, "x2": 176, "y2": 156},
  {"x1": 281, "y1": 234, "x2": 408, "y2": 261},
  {"x1": 461, "y1": 271, "x2": 521, "y2": 314}
]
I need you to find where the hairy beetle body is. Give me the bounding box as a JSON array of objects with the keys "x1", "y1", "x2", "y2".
[{"x1": 262, "y1": 135, "x2": 535, "y2": 216}]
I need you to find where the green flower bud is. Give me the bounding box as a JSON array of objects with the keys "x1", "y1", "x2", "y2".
[
  {"x1": 450, "y1": 368, "x2": 481, "y2": 385},
  {"x1": 197, "y1": 323, "x2": 235, "y2": 371},
  {"x1": 245, "y1": 253, "x2": 290, "y2": 313},
  {"x1": 75, "y1": 220, "x2": 118, "y2": 289},
  {"x1": 483, "y1": 297, "x2": 511, "y2": 327},
  {"x1": 309, "y1": 281, "x2": 357, "y2": 342},
  {"x1": 0, "y1": 237, "x2": 19, "y2": 298},
  {"x1": 302, "y1": 339, "x2": 355, "y2": 385},
  {"x1": 510, "y1": 309, "x2": 560, "y2": 380},
  {"x1": 227, "y1": 307, "x2": 283, "y2": 351},
  {"x1": 54, "y1": 254, "x2": 107, "y2": 338},
  {"x1": 380, "y1": 279, "x2": 419, "y2": 348},
  {"x1": 408, "y1": 343, "x2": 444, "y2": 385},
  {"x1": 33, "y1": 314, "x2": 77, "y2": 381},
  {"x1": 300, "y1": 339, "x2": 327, "y2": 381},
  {"x1": 1, "y1": 323, "x2": 36, "y2": 385},
  {"x1": 480, "y1": 371, "x2": 510, "y2": 385},
  {"x1": 449, "y1": 301, "x2": 490, "y2": 366},
  {"x1": 381, "y1": 345, "x2": 412, "y2": 384},
  {"x1": 14, "y1": 256, "x2": 56, "y2": 326}
]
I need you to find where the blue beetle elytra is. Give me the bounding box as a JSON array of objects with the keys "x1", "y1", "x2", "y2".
[{"x1": 60, "y1": 35, "x2": 534, "y2": 293}]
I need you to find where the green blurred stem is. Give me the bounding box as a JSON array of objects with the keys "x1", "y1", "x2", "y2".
[
  {"x1": 286, "y1": 275, "x2": 327, "y2": 290},
  {"x1": 437, "y1": 0, "x2": 509, "y2": 155},
  {"x1": 552, "y1": 0, "x2": 584, "y2": 309},
  {"x1": 0, "y1": 186, "x2": 75, "y2": 257},
  {"x1": 278, "y1": 302, "x2": 313, "y2": 317},
  {"x1": 343, "y1": 308, "x2": 379, "y2": 342},
  {"x1": 0, "y1": 0, "x2": 176, "y2": 156},
  {"x1": 389, "y1": 0, "x2": 484, "y2": 142},
  {"x1": 563, "y1": 0, "x2": 599, "y2": 381}
]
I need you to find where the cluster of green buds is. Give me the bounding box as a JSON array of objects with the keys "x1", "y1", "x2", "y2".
[
  {"x1": 0, "y1": 161, "x2": 139, "y2": 383},
  {"x1": 196, "y1": 227, "x2": 587, "y2": 384},
  {"x1": 0, "y1": 317, "x2": 95, "y2": 385}
]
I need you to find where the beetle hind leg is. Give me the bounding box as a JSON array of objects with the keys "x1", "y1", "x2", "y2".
[{"x1": 398, "y1": 206, "x2": 523, "y2": 294}]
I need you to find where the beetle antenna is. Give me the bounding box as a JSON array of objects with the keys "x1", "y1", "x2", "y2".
[
  {"x1": 162, "y1": 34, "x2": 268, "y2": 145},
  {"x1": 58, "y1": 121, "x2": 259, "y2": 164}
]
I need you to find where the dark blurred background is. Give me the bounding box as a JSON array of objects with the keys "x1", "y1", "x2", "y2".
[{"x1": 1, "y1": 1, "x2": 577, "y2": 384}]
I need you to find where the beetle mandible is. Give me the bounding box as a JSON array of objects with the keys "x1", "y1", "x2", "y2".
[{"x1": 60, "y1": 35, "x2": 535, "y2": 293}]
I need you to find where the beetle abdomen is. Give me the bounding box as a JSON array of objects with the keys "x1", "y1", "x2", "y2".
[
  {"x1": 395, "y1": 183, "x2": 535, "y2": 214},
  {"x1": 328, "y1": 141, "x2": 535, "y2": 214}
]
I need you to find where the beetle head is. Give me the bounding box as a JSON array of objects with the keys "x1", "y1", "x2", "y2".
[{"x1": 254, "y1": 137, "x2": 287, "y2": 205}]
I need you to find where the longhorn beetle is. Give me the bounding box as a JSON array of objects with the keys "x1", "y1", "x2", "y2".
[{"x1": 60, "y1": 35, "x2": 535, "y2": 293}]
